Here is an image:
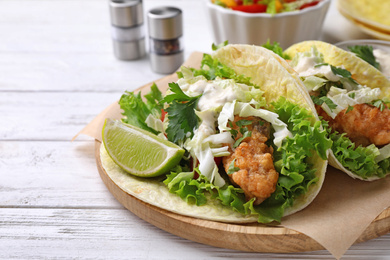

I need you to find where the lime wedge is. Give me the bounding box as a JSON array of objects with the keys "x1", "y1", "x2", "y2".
[{"x1": 102, "y1": 119, "x2": 184, "y2": 177}]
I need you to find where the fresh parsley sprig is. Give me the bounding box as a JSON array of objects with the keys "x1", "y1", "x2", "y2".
[
  {"x1": 330, "y1": 65, "x2": 357, "y2": 84},
  {"x1": 348, "y1": 45, "x2": 380, "y2": 69},
  {"x1": 162, "y1": 83, "x2": 201, "y2": 144}
]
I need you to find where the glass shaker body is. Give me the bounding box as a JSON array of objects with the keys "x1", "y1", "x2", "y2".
[
  {"x1": 148, "y1": 7, "x2": 184, "y2": 74},
  {"x1": 109, "y1": 0, "x2": 145, "y2": 60}
]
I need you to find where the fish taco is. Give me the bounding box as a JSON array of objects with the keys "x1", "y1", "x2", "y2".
[
  {"x1": 284, "y1": 40, "x2": 390, "y2": 181},
  {"x1": 100, "y1": 44, "x2": 331, "y2": 224}
]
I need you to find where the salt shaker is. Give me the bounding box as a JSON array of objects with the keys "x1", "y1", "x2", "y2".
[
  {"x1": 147, "y1": 7, "x2": 184, "y2": 74},
  {"x1": 109, "y1": 0, "x2": 145, "y2": 60}
]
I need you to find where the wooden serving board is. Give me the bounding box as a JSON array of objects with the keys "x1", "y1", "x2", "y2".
[{"x1": 95, "y1": 141, "x2": 390, "y2": 253}]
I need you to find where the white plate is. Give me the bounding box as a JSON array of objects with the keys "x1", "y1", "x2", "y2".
[{"x1": 337, "y1": 0, "x2": 390, "y2": 35}]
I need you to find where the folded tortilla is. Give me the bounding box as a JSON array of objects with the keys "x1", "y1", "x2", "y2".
[
  {"x1": 285, "y1": 40, "x2": 390, "y2": 99},
  {"x1": 100, "y1": 44, "x2": 329, "y2": 223},
  {"x1": 284, "y1": 40, "x2": 390, "y2": 181}
]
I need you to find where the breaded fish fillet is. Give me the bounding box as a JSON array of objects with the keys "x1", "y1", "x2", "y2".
[
  {"x1": 317, "y1": 103, "x2": 390, "y2": 147},
  {"x1": 223, "y1": 116, "x2": 278, "y2": 205}
]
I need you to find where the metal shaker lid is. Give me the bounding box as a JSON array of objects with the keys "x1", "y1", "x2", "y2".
[
  {"x1": 147, "y1": 7, "x2": 182, "y2": 40},
  {"x1": 109, "y1": 0, "x2": 143, "y2": 27}
]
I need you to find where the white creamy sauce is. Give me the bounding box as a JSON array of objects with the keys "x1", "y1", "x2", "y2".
[
  {"x1": 294, "y1": 56, "x2": 340, "y2": 81},
  {"x1": 196, "y1": 109, "x2": 217, "y2": 136},
  {"x1": 180, "y1": 78, "x2": 238, "y2": 137},
  {"x1": 181, "y1": 79, "x2": 238, "y2": 111},
  {"x1": 373, "y1": 49, "x2": 390, "y2": 77},
  {"x1": 197, "y1": 82, "x2": 237, "y2": 111}
]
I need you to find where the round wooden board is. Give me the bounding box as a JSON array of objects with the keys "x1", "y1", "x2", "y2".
[{"x1": 95, "y1": 141, "x2": 390, "y2": 253}]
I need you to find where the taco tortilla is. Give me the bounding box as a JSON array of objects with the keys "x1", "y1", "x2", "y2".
[
  {"x1": 284, "y1": 40, "x2": 390, "y2": 181},
  {"x1": 100, "y1": 44, "x2": 331, "y2": 224}
]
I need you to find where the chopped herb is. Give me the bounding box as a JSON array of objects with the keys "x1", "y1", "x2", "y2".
[
  {"x1": 228, "y1": 121, "x2": 238, "y2": 139},
  {"x1": 348, "y1": 92, "x2": 356, "y2": 99},
  {"x1": 230, "y1": 129, "x2": 238, "y2": 139},
  {"x1": 345, "y1": 105, "x2": 354, "y2": 114},
  {"x1": 227, "y1": 159, "x2": 240, "y2": 175},
  {"x1": 231, "y1": 128, "x2": 239, "y2": 138},
  {"x1": 314, "y1": 63, "x2": 329, "y2": 68},
  {"x1": 348, "y1": 45, "x2": 380, "y2": 69},
  {"x1": 370, "y1": 99, "x2": 388, "y2": 111},
  {"x1": 234, "y1": 128, "x2": 252, "y2": 148},
  {"x1": 236, "y1": 119, "x2": 253, "y2": 127},
  {"x1": 311, "y1": 96, "x2": 337, "y2": 111}
]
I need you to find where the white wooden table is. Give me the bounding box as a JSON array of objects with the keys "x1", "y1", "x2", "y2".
[{"x1": 1, "y1": 0, "x2": 389, "y2": 259}]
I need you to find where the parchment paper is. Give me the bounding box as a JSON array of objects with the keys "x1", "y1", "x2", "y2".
[{"x1": 73, "y1": 52, "x2": 390, "y2": 259}]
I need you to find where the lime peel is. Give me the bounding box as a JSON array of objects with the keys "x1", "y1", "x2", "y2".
[{"x1": 102, "y1": 119, "x2": 184, "y2": 177}]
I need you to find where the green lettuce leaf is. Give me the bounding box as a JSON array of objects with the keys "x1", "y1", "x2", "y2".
[
  {"x1": 119, "y1": 83, "x2": 163, "y2": 134},
  {"x1": 262, "y1": 40, "x2": 290, "y2": 60},
  {"x1": 329, "y1": 131, "x2": 390, "y2": 179},
  {"x1": 187, "y1": 53, "x2": 255, "y2": 87}
]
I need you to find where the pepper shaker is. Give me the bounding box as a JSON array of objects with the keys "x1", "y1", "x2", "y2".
[
  {"x1": 109, "y1": 0, "x2": 145, "y2": 60},
  {"x1": 147, "y1": 7, "x2": 184, "y2": 74}
]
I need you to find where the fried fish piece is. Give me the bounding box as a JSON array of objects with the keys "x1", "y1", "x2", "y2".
[
  {"x1": 223, "y1": 116, "x2": 278, "y2": 205},
  {"x1": 316, "y1": 103, "x2": 390, "y2": 147}
]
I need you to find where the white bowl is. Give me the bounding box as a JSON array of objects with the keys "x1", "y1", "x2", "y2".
[{"x1": 204, "y1": 0, "x2": 331, "y2": 49}]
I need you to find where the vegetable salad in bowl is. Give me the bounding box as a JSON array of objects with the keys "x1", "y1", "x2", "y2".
[
  {"x1": 204, "y1": 0, "x2": 330, "y2": 48},
  {"x1": 212, "y1": 0, "x2": 322, "y2": 14}
]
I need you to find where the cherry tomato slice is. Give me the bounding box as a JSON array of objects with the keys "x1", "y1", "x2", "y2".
[
  {"x1": 231, "y1": 4, "x2": 267, "y2": 13},
  {"x1": 160, "y1": 108, "x2": 167, "y2": 121},
  {"x1": 300, "y1": 1, "x2": 320, "y2": 10}
]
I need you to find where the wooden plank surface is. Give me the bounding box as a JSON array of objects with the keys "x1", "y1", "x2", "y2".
[{"x1": 1, "y1": 207, "x2": 390, "y2": 260}]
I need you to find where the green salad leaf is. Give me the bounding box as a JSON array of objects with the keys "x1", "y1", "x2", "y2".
[
  {"x1": 328, "y1": 130, "x2": 390, "y2": 179},
  {"x1": 119, "y1": 83, "x2": 163, "y2": 135},
  {"x1": 266, "y1": 0, "x2": 277, "y2": 14},
  {"x1": 262, "y1": 40, "x2": 291, "y2": 60},
  {"x1": 186, "y1": 53, "x2": 255, "y2": 87},
  {"x1": 212, "y1": 41, "x2": 228, "y2": 51}
]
